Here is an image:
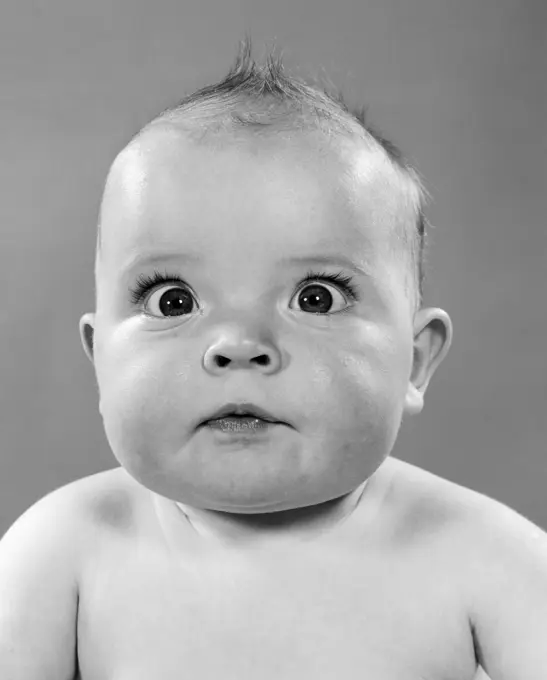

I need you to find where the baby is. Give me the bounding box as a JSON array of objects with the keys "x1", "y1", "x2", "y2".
[{"x1": 1, "y1": 37, "x2": 546, "y2": 680}]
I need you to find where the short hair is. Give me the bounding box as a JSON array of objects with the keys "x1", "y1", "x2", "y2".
[{"x1": 97, "y1": 33, "x2": 430, "y2": 311}]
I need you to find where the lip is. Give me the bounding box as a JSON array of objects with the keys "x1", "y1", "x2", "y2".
[{"x1": 201, "y1": 402, "x2": 284, "y2": 425}]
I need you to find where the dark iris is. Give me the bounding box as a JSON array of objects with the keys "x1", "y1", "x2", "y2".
[
  {"x1": 158, "y1": 289, "x2": 194, "y2": 317},
  {"x1": 297, "y1": 284, "x2": 333, "y2": 314}
]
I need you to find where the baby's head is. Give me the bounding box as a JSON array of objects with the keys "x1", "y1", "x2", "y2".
[{"x1": 80, "y1": 37, "x2": 452, "y2": 516}]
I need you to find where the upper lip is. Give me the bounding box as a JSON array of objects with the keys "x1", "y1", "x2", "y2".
[{"x1": 202, "y1": 402, "x2": 284, "y2": 424}]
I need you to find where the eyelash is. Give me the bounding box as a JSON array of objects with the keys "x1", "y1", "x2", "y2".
[{"x1": 128, "y1": 268, "x2": 361, "y2": 313}]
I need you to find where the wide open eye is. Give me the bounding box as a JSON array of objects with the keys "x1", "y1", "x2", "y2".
[
  {"x1": 144, "y1": 285, "x2": 196, "y2": 317},
  {"x1": 291, "y1": 270, "x2": 360, "y2": 315},
  {"x1": 293, "y1": 281, "x2": 349, "y2": 314},
  {"x1": 128, "y1": 271, "x2": 197, "y2": 318}
]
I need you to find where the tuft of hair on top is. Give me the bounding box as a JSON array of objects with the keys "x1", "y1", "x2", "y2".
[{"x1": 99, "y1": 33, "x2": 431, "y2": 312}]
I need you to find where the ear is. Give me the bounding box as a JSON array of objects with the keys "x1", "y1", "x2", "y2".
[
  {"x1": 403, "y1": 307, "x2": 453, "y2": 416},
  {"x1": 79, "y1": 313, "x2": 96, "y2": 364}
]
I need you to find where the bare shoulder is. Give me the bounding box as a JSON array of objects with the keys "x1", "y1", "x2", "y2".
[
  {"x1": 388, "y1": 458, "x2": 547, "y2": 633},
  {"x1": 0, "y1": 468, "x2": 148, "y2": 677},
  {"x1": 393, "y1": 460, "x2": 547, "y2": 678},
  {"x1": 66, "y1": 466, "x2": 147, "y2": 521},
  {"x1": 2, "y1": 467, "x2": 150, "y2": 554},
  {"x1": 381, "y1": 457, "x2": 489, "y2": 541},
  {"x1": 386, "y1": 456, "x2": 547, "y2": 550},
  {"x1": 49, "y1": 466, "x2": 153, "y2": 543}
]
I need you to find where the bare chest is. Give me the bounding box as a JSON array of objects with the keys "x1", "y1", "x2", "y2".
[{"x1": 76, "y1": 541, "x2": 476, "y2": 680}]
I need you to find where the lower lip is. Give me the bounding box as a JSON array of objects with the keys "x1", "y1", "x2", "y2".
[{"x1": 205, "y1": 417, "x2": 276, "y2": 434}]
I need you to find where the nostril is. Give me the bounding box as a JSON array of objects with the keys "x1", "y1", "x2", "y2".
[{"x1": 213, "y1": 354, "x2": 270, "y2": 368}]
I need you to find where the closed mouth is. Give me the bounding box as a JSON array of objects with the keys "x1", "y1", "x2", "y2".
[
  {"x1": 202, "y1": 402, "x2": 284, "y2": 425},
  {"x1": 206, "y1": 413, "x2": 277, "y2": 424},
  {"x1": 212, "y1": 414, "x2": 265, "y2": 420}
]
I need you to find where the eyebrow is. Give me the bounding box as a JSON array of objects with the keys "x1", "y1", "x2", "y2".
[
  {"x1": 122, "y1": 252, "x2": 373, "y2": 277},
  {"x1": 284, "y1": 254, "x2": 373, "y2": 277}
]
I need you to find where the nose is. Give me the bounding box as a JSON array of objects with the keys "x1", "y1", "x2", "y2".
[{"x1": 203, "y1": 337, "x2": 282, "y2": 375}]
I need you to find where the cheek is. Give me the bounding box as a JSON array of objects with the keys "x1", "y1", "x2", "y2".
[
  {"x1": 332, "y1": 329, "x2": 409, "y2": 428},
  {"x1": 331, "y1": 360, "x2": 394, "y2": 435},
  {"x1": 96, "y1": 346, "x2": 193, "y2": 468}
]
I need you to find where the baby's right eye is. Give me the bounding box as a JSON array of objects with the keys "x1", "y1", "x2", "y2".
[{"x1": 129, "y1": 271, "x2": 197, "y2": 318}]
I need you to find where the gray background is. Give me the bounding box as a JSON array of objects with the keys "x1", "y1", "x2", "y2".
[{"x1": 1, "y1": 0, "x2": 546, "y2": 538}]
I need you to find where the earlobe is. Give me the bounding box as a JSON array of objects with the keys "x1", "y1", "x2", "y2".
[
  {"x1": 79, "y1": 313, "x2": 96, "y2": 364},
  {"x1": 403, "y1": 308, "x2": 453, "y2": 416},
  {"x1": 405, "y1": 383, "x2": 424, "y2": 415}
]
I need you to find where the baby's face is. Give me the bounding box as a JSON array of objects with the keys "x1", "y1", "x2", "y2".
[{"x1": 81, "y1": 126, "x2": 434, "y2": 513}]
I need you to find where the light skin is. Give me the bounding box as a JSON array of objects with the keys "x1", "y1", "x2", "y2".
[{"x1": 79, "y1": 123, "x2": 452, "y2": 546}]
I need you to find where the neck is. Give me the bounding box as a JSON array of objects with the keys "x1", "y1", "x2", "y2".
[{"x1": 174, "y1": 481, "x2": 369, "y2": 548}]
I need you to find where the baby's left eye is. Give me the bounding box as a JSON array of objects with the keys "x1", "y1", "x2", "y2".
[{"x1": 292, "y1": 280, "x2": 352, "y2": 315}]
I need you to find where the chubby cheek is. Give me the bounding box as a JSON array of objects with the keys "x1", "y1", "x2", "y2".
[
  {"x1": 323, "y1": 328, "x2": 409, "y2": 446},
  {"x1": 96, "y1": 346, "x2": 194, "y2": 474}
]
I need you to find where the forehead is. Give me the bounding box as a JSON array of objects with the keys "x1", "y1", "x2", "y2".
[{"x1": 99, "y1": 125, "x2": 408, "y2": 270}]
